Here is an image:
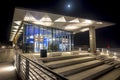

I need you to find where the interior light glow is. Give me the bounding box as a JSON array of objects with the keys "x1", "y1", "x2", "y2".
[
  {"x1": 69, "y1": 18, "x2": 79, "y2": 23},
  {"x1": 80, "y1": 28, "x2": 89, "y2": 32},
  {"x1": 30, "y1": 35, "x2": 34, "y2": 38},
  {"x1": 14, "y1": 21, "x2": 22, "y2": 25},
  {"x1": 54, "y1": 16, "x2": 66, "y2": 22}
]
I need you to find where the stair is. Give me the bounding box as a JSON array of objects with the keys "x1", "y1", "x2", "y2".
[
  {"x1": 66, "y1": 64, "x2": 115, "y2": 80},
  {"x1": 53, "y1": 60, "x2": 103, "y2": 76},
  {"x1": 45, "y1": 57, "x2": 95, "y2": 69}
]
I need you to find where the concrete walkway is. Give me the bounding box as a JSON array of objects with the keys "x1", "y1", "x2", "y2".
[{"x1": 0, "y1": 62, "x2": 18, "y2": 80}]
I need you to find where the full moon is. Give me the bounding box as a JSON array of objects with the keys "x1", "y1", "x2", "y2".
[{"x1": 67, "y1": 4, "x2": 71, "y2": 8}]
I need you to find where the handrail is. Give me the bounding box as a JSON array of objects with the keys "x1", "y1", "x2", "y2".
[{"x1": 15, "y1": 52, "x2": 68, "y2": 80}]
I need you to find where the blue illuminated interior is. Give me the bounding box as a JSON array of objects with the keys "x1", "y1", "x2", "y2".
[{"x1": 24, "y1": 24, "x2": 73, "y2": 52}]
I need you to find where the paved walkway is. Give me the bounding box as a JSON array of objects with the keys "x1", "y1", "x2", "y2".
[{"x1": 0, "y1": 62, "x2": 18, "y2": 80}]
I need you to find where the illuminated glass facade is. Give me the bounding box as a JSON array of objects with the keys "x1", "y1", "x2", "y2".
[{"x1": 22, "y1": 23, "x2": 73, "y2": 53}]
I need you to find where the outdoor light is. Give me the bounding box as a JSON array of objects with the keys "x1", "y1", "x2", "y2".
[
  {"x1": 113, "y1": 52, "x2": 117, "y2": 59},
  {"x1": 100, "y1": 48, "x2": 104, "y2": 55},
  {"x1": 106, "y1": 50, "x2": 109, "y2": 56}
]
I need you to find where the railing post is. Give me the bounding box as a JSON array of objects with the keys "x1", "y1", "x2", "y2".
[
  {"x1": 18, "y1": 54, "x2": 21, "y2": 75},
  {"x1": 25, "y1": 59, "x2": 29, "y2": 80}
]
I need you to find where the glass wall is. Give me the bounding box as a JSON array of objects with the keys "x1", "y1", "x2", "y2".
[{"x1": 23, "y1": 23, "x2": 73, "y2": 53}]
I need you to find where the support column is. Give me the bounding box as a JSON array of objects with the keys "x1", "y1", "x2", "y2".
[{"x1": 89, "y1": 26, "x2": 96, "y2": 53}]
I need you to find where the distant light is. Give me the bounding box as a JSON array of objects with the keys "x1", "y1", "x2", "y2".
[{"x1": 67, "y1": 4, "x2": 71, "y2": 8}]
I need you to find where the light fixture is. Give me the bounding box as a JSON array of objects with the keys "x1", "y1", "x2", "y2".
[
  {"x1": 13, "y1": 26, "x2": 19, "y2": 29},
  {"x1": 12, "y1": 29, "x2": 18, "y2": 32},
  {"x1": 24, "y1": 12, "x2": 37, "y2": 21},
  {"x1": 80, "y1": 28, "x2": 89, "y2": 32},
  {"x1": 54, "y1": 16, "x2": 66, "y2": 22},
  {"x1": 69, "y1": 18, "x2": 80, "y2": 23},
  {"x1": 40, "y1": 15, "x2": 52, "y2": 22},
  {"x1": 14, "y1": 21, "x2": 22, "y2": 25}
]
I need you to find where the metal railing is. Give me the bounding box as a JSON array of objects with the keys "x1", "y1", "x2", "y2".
[
  {"x1": 15, "y1": 53, "x2": 68, "y2": 80},
  {"x1": 98, "y1": 48, "x2": 120, "y2": 61}
]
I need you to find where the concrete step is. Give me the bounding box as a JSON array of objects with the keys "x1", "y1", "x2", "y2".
[
  {"x1": 40, "y1": 54, "x2": 90, "y2": 63},
  {"x1": 67, "y1": 64, "x2": 115, "y2": 80},
  {"x1": 53, "y1": 60, "x2": 104, "y2": 76},
  {"x1": 45, "y1": 57, "x2": 96, "y2": 69},
  {"x1": 96, "y1": 69, "x2": 120, "y2": 80}
]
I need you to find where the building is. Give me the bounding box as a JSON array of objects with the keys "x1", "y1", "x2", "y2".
[{"x1": 9, "y1": 8, "x2": 114, "y2": 53}]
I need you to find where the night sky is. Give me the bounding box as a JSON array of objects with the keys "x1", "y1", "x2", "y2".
[{"x1": 0, "y1": 0, "x2": 119, "y2": 47}]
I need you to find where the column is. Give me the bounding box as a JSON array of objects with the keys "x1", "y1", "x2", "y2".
[{"x1": 89, "y1": 26, "x2": 96, "y2": 53}]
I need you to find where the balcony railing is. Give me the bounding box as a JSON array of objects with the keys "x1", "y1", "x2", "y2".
[{"x1": 15, "y1": 52, "x2": 68, "y2": 80}]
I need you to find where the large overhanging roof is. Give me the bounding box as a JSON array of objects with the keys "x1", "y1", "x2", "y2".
[{"x1": 10, "y1": 8, "x2": 114, "y2": 41}]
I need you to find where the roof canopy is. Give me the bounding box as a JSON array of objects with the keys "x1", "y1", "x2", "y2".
[{"x1": 10, "y1": 8, "x2": 114, "y2": 41}]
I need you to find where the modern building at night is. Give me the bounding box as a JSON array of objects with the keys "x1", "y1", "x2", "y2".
[{"x1": 9, "y1": 8, "x2": 114, "y2": 53}]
